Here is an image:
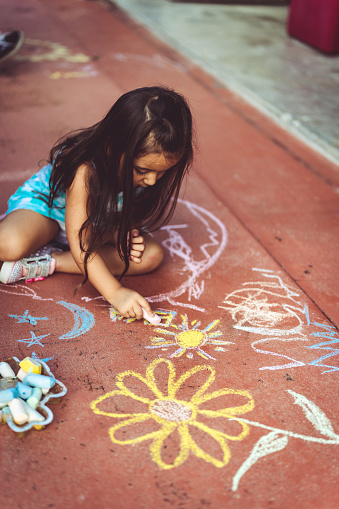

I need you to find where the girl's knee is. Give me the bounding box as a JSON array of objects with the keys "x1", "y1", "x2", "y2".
[
  {"x1": 0, "y1": 232, "x2": 27, "y2": 261},
  {"x1": 143, "y1": 240, "x2": 164, "y2": 273}
]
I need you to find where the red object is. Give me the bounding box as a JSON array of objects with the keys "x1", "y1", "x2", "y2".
[{"x1": 287, "y1": 0, "x2": 339, "y2": 54}]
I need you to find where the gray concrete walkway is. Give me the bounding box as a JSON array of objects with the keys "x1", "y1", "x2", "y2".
[{"x1": 111, "y1": 0, "x2": 339, "y2": 166}]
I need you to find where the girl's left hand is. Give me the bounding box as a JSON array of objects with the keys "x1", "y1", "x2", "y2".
[{"x1": 129, "y1": 229, "x2": 146, "y2": 264}]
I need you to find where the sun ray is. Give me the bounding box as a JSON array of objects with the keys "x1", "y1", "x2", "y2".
[
  {"x1": 154, "y1": 329, "x2": 177, "y2": 337},
  {"x1": 197, "y1": 349, "x2": 216, "y2": 360},
  {"x1": 170, "y1": 348, "x2": 185, "y2": 358},
  {"x1": 145, "y1": 315, "x2": 231, "y2": 361},
  {"x1": 203, "y1": 320, "x2": 220, "y2": 333}
]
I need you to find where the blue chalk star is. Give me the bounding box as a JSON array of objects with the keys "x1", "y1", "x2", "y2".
[
  {"x1": 9, "y1": 310, "x2": 48, "y2": 326},
  {"x1": 18, "y1": 331, "x2": 50, "y2": 348}
]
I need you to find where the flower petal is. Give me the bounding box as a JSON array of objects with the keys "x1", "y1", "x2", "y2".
[
  {"x1": 146, "y1": 358, "x2": 176, "y2": 398},
  {"x1": 116, "y1": 370, "x2": 160, "y2": 403},
  {"x1": 109, "y1": 414, "x2": 162, "y2": 445},
  {"x1": 189, "y1": 421, "x2": 231, "y2": 467},
  {"x1": 169, "y1": 364, "x2": 215, "y2": 401},
  {"x1": 195, "y1": 388, "x2": 255, "y2": 416},
  {"x1": 90, "y1": 390, "x2": 149, "y2": 418},
  {"x1": 149, "y1": 422, "x2": 191, "y2": 470}
]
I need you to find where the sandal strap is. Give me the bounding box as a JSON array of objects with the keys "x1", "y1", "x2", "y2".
[{"x1": 21, "y1": 255, "x2": 52, "y2": 280}]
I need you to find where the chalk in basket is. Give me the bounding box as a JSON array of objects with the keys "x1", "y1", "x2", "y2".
[{"x1": 0, "y1": 357, "x2": 67, "y2": 435}]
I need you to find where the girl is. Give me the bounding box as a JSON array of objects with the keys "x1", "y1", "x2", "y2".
[{"x1": 0, "y1": 86, "x2": 194, "y2": 320}]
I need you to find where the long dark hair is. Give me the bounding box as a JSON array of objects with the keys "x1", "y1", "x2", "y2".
[{"x1": 48, "y1": 86, "x2": 194, "y2": 284}]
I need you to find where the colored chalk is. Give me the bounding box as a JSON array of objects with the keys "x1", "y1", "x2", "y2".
[
  {"x1": 19, "y1": 357, "x2": 42, "y2": 375},
  {"x1": 8, "y1": 398, "x2": 29, "y2": 425},
  {"x1": 16, "y1": 382, "x2": 33, "y2": 400},
  {"x1": 142, "y1": 307, "x2": 161, "y2": 325},
  {"x1": 26, "y1": 387, "x2": 43, "y2": 410},
  {"x1": 0, "y1": 362, "x2": 16, "y2": 378},
  {"x1": 0, "y1": 387, "x2": 17, "y2": 406},
  {"x1": 20, "y1": 400, "x2": 45, "y2": 423},
  {"x1": 23, "y1": 373, "x2": 56, "y2": 390},
  {"x1": 17, "y1": 368, "x2": 28, "y2": 381}
]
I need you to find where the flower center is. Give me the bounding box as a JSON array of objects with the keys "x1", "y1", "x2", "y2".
[
  {"x1": 176, "y1": 330, "x2": 206, "y2": 349},
  {"x1": 151, "y1": 399, "x2": 193, "y2": 422}
]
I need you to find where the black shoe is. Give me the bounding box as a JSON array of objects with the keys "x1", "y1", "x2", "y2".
[{"x1": 0, "y1": 30, "x2": 25, "y2": 62}]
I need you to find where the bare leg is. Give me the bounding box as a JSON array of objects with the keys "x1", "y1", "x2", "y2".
[
  {"x1": 0, "y1": 209, "x2": 60, "y2": 261},
  {"x1": 53, "y1": 233, "x2": 164, "y2": 276}
]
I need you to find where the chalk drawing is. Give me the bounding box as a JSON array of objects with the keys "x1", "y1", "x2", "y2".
[
  {"x1": 91, "y1": 358, "x2": 254, "y2": 470},
  {"x1": 231, "y1": 389, "x2": 339, "y2": 491},
  {"x1": 146, "y1": 314, "x2": 233, "y2": 360},
  {"x1": 31, "y1": 351, "x2": 54, "y2": 364},
  {"x1": 112, "y1": 52, "x2": 188, "y2": 73},
  {"x1": 57, "y1": 301, "x2": 95, "y2": 339},
  {"x1": 148, "y1": 199, "x2": 227, "y2": 311},
  {"x1": 219, "y1": 268, "x2": 339, "y2": 373},
  {"x1": 82, "y1": 199, "x2": 228, "y2": 311},
  {"x1": 9, "y1": 310, "x2": 48, "y2": 326},
  {"x1": 307, "y1": 321, "x2": 339, "y2": 373},
  {"x1": 14, "y1": 38, "x2": 90, "y2": 63},
  {"x1": 17, "y1": 331, "x2": 49, "y2": 348},
  {"x1": 49, "y1": 65, "x2": 98, "y2": 80},
  {"x1": 0, "y1": 283, "x2": 53, "y2": 301},
  {"x1": 219, "y1": 268, "x2": 303, "y2": 334}
]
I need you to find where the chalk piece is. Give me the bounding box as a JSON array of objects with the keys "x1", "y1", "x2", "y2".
[
  {"x1": 21, "y1": 400, "x2": 45, "y2": 423},
  {"x1": 17, "y1": 368, "x2": 28, "y2": 381},
  {"x1": 26, "y1": 387, "x2": 42, "y2": 410},
  {"x1": 0, "y1": 362, "x2": 16, "y2": 378},
  {"x1": 23, "y1": 373, "x2": 56, "y2": 390},
  {"x1": 142, "y1": 307, "x2": 161, "y2": 325},
  {"x1": 8, "y1": 398, "x2": 29, "y2": 425},
  {"x1": 0, "y1": 387, "x2": 17, "y2": 406},
  {"x1": 19, "y1": 357, "x2": 42, "y2": 375},
  {"x1": 17, "y1": 382, "x2": 33, "y2": 400}
]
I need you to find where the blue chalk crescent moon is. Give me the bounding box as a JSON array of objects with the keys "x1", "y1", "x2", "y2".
[{"x1": 57, "y1": 301, "x2": 95, "y2": 339}]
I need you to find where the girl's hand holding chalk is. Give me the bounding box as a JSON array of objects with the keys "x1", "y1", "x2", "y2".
[
  {"x1": 112, "y1": 287, "x2": 154, "y2": 320},
  {"x1": 142, "y1": 307, "x2": 161, "y2": 325}
]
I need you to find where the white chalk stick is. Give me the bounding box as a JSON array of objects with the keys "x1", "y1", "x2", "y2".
[
  {"x1": 17, "y1": 368, "x2": 28, "y2": 381},
  {"x1": 21, "y1": 400, "x2": 45, "y2": 423},
  {"x1": 142, "y1": 307, "x2": 161, "y2": 325},
  {"x1": 0, "y1": 362, "x2": 16, "y2": 378},
  {"x1": 8, "y1": 398, "x2": 29, "y2": 425}
]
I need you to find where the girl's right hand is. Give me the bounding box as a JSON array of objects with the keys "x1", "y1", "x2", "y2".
[{"x1": 112, "y1": 286, "x2": 154, "y2": 320}]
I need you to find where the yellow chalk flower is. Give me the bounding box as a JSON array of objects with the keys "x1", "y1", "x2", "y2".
[{"x1": 91, "y1": 359, "x2": 254, "y2": 469}]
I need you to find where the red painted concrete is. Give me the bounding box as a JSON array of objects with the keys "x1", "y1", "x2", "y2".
[{"x1": 1, "y1": 1, "x2": 338, "y2": 508}]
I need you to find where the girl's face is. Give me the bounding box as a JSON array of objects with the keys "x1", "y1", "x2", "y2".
[{"x1": 132, "y1": 152, "x2": 180, "y2": 188}]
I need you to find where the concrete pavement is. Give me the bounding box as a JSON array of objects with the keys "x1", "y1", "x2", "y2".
[{"x1": 0, "y1": 1, "x2": 338, "y2": 508}]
